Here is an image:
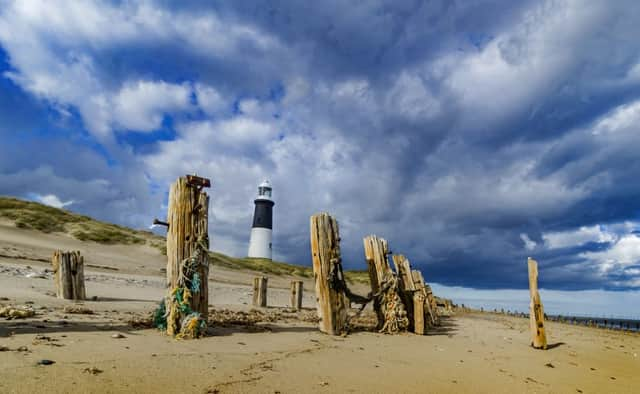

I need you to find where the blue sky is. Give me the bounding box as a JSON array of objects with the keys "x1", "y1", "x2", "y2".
[{"x1": 1, "y1": 1, "x2": 640, "y2": 307}]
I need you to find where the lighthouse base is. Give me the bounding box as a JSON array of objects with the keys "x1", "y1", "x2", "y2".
[{"x1": 248, "y1": 227, "x2": 272, "y2": 259}]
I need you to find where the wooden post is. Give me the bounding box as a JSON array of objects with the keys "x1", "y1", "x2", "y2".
[
  {"x1": 528, "y1": 257, "x2": 547, "y2": 349},
  {"x1": 363, "y1": 235, "x2": 408, "y2": 334},
  {"x1": 51, "y1": 250, "x2": 86, "y2": 300},
  {"x1": 290, "y1": 280, "x2": 303, "y2": 310},
  {"x1": 418, "y1": 277, "x2": 439, "y2": 326},
  {"x1": 411, "y1": 270, "x2": 439, "y2": 327},
  {"x1": 413, "y1": 291, "x2": 426, "y2": 335},
  {"x1": 392, "y1": 255, "x2": 418, "y2": 333},
  {"x1": 253, "y1": 276, "x2": 268, "y2": 307},
  {"x1": 310, "y1": 213, "x2": 348, "y2": 335},
  {"x1": 164, "y1": 175, "x2": 211, "y2": 338}
]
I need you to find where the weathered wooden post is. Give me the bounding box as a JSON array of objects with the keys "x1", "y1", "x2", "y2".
[
  {"x1": 290, "y1": 280, "x2": 303, "y2": 310},
  {"x1": 392, "y1": 255, "x2": 417, "y2": 332},
  {"x1": 163, "y1": 175, "x2": 211, "y2": 339},
  {"x1": 421, "y1": 281, "x2": 440, "y2": 326},
  {"x1": 253, "y1": 276, "x2": 268, "y2": 307},
  {"x1": 310, "y1": 213, "x2": 348, "y2": 335},
  {"x1": 51, "y1": 250, "x2": 86, "y2": 300},
  {"x1": 411, "y1": 270, "x2": 439, "y2": 327},
  {"x1": 528, "y1": 257, "x2": 547, "y2": 349},
  {"x1": 363, "y1": 235, "x2": 408, "y2": 334}
]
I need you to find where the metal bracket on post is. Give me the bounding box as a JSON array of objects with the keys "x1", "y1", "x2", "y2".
[{"x1": 153, "y1": 218, "x2": 169, "y2": 228}]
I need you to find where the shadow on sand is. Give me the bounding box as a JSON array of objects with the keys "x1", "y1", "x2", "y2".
[
  {"x1": 425, "y1": 316, "x2": 458, "y2": 336},
  {"x1": 0, "y1": 319, "x2": 144, "y2": 337},
  {"x1": 545, "y1": 342, "x2": 566, "y2": 350}
]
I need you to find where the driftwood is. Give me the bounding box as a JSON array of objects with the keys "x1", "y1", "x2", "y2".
[
  {"x1": 290, "y1": 280, "x2": 303, "y2": 310},
  {"x1": 51, "y1": 250, "x2": 86, "y2": 300},
  {"x1": 309, "y1": 213, "x2": 348, "y2": 335},
  {"x1": 363, "y1": 235, "x2": 408, "y2": 334},
  {"x1": 164, "y1": 175, "x2": 210, "y2": 338},
  {"x1": 253, "y1": 276, "x2": 268, "y2": 307},
  {"x1": 528, "y1": 257, "x2": 547, "y2": 349}
]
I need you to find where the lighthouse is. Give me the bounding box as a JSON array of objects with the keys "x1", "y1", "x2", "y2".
[{"x1": 248, "y1": 180, "x2": 274, "y2": 259}]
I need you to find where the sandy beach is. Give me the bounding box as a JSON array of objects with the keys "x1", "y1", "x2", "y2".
[{"x1": 0, "y1": 222, "x2": 638, "y2": 394}]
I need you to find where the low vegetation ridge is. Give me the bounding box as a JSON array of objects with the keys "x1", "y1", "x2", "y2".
[{"x1": 0, "y1": 196, "x2": 369, "y2": 284}]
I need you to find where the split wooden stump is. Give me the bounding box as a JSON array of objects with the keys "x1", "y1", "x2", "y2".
[
  {"x1": 528, "y1": 257, "x2": 547, "y2": 349},
  {"x1": 290, "y1": 280, "x2": 303, "y2": 310},
  {"x1": 310, "y1": 213, "x2": 349, "y2": 335},
  {"x1": 392, "y1": 255, "x2": 438, "y2": 335},
  {"x1": 253, "y1": 276, "x2": 268, "y2": 307},
  {"x1": 163, "y1": 175, "x2": 211, "y2": 338},
  {"x1": 363, "y1": 235, "x2": 408, "y2": 334},
  {"x1": 51, "y1": 250, "x2": 86, "y2": 300}
]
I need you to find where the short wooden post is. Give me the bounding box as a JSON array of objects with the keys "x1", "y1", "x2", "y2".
[
  {"x1": 164, "y1": 175, "x2": 211, "y2": 338},
  {"x1": 528, "y1": 257, "x2": 547, "y2": 349},
  {"x1": 411, "y1": 270, "x2": 439, "y2": 327},
  {"x1": 51, "y1": 250, "x2": 86, "y2": 300},
  {"x1": 253, "y1": 276, "x2": 268, "y2": 307},
  {"x1": 310, "y1": 213, "x2": 348, "y2": 335},
  {"x1": 363, "y1": 235, "x2": 408, "y2": 334},
  {"x1": 392, "y1": 254, "x2": 420, "y2": 333},
  {"x1": 413, "y1": 291, "x2": 426, "y2": 335},
  {"x1": 290, "y1": 280, "x2": 303, "y2": 310}
]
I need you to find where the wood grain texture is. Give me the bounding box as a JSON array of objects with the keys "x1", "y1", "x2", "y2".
[
  {"x1": 165, "y1": 176, "x2": 210, "y2": 336},
  {"x1": 528, "y1": 257, "x2": 547, "y2": 349},
  {"x1": 310, "y1": 213, "x2": 348, "y2": 335},
  {"x1": 253, "y1": 276, "x2": 268, "y2": 307},
  {"x1": 290, "y1": 280, "x2": 303, "y2": 310},
  {"x1": 363, "y1": 235, "x2": 408, "y2": 333},
  {"x1": 51, "y1": 250, "x2": 85, "y2": 300}
]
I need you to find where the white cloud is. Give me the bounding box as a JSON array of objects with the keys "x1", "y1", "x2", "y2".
[
  {"x1": 195, "y1": 84, "x2": 226, "y2": 116},
  {"x1": 113, "y1": 81, "x2": 193, "y2": 132},
  {"x1": 593, "y1": 99, "x2": 640, "y2": 135},
  {"x1": 34, "y1": 193, "x2": 74, "y2": 209},
  {"x1": 520, "y1": 233, "x2": 537, "y2": 251},
  {"x1": 581, "y1": 233, "x2": 640, "y2": 271},
  {"x1": 543, "y1": 225, "x2": 617, "y2": 249}
]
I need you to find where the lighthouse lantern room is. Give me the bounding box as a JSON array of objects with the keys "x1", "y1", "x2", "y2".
[{"x1": 248, "y1": 180, "x2": 274, "y2": 259}]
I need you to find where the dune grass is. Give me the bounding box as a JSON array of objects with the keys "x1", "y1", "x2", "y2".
[{"x1": 0, "y1": 196, "x2": 154, "y2": 245}]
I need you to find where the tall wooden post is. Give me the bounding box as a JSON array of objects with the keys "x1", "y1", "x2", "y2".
[
  {"x1": 253, "y1": 276, "x2": 268, "y2": 307},
  {"x1": 52, "y1": 250, "x2": 86, "y2": 300},
  {"x1": 363, "y1": 235, "x2": 408, "y2": 334},
  {"x1": 310, "y1": 213, "x2": 348, "y2": 335},
  {"x1": 290, "y1": 280, "x2": 303, "y2": 310},
  {"x1": 164, "y1": 175, "x2": 210, "y2": 338},
  {"x1": 528, "y1": 257, "x2": 547, "y2": 349}
]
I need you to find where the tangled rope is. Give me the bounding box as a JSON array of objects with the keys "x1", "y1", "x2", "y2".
[
  {"x1": 377, "y1": 273, "x2": 409, "y2": 334},
  {"x1": 155, "y1": 235, "x2": 209, "y2": 339},
  {"x1": 326, "y1": 255, "x2": 408, "y2": 334}
]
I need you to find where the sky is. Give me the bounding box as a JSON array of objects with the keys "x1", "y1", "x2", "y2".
[{"x1": 1, "y1": 1, "x2": 640, "y2": 313}]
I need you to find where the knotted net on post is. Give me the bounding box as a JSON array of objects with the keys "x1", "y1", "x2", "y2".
[{"x1": 155, "y1": 236, "x2": 209, "y2": 339}]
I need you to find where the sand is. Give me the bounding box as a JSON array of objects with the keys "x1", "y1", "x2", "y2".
[{"x1": 1, "y1": 223, "x2": 639, "y2": 393}]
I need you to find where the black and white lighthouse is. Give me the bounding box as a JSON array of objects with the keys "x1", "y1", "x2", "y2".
[{"x1": 248, "y1": 180, "x2": 274, "y2": 259}]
